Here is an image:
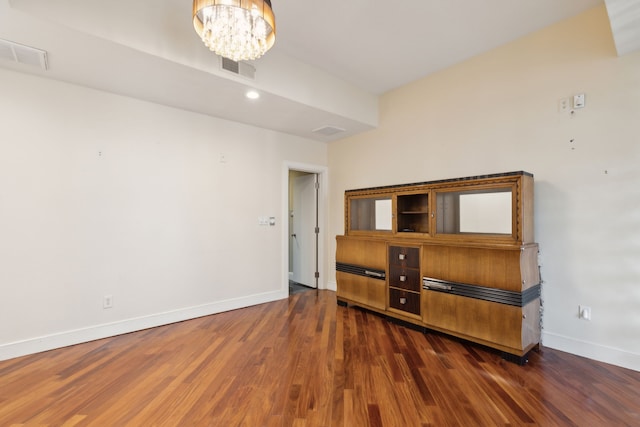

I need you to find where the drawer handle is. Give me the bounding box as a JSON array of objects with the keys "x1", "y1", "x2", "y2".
[
  {"x1": 400, "y1": 297, "x2": 407, "y2": 305},
  {"x1": 364, "y1": 270, "x2": 384, "y2": 278},
  {"x1": 423, "y1": 281, "x2": 452, "y2": 291},
  {"x1": 398, "y1": 253, "x2": 406, "y2": 260},
  {"x1": 399, "y1": 275, "x2": 407, "y2": 282}
]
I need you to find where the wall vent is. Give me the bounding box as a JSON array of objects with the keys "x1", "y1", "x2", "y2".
[
  {"x1": 220, "y1": 57, "x2": 255, "y2": 80},
  {"x1": 0, "y1": 39, "x2": 48, "y2": 70},
  {"x1": 312, "y1": 125, "x2": 346, "y2": 136}
]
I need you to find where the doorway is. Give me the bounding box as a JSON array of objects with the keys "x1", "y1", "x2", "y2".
[{"x1": 284, "y1": 163, "x2": 327, "y2": 295}]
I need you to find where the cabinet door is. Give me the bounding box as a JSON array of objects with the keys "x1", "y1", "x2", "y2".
[
  {"x1": 422, "y1": 244, "x2": 535, "y2": 292},
  {"x1": 336, "y1": 237, "x2": 386, "y2": 270},
  {"x1": 348, "y1": 195, "x2": 392, "y2": 234},
  {"x1": 422, "y1": 291, "x2": 537, "y2": 353},
  {"x1": 432, "y1": 181, "x2": 524, "y2": 244},
  {"x1": 336, "y1": 272, "x2": 386, "y2": 310}
]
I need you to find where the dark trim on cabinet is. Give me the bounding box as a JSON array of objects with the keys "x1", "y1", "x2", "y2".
[
  {"x1": 346, "y1": 171, "x2": 532, "y2": 193},
  {"x1": 423, "y1": 277, "x2": 541, "y2": 307},
  {"x1": 336, "y1": 263, "x2": 386, "y2": 280}
]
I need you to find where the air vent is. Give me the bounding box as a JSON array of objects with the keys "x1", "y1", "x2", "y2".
[
  {"x1": 0, "y1": 39, "x2": 48, "y2": 70},
  {"x1": 312, "y1": 125, "x2": 346, "y2": 136},
  {"x1": 220, "y1": 57, "x2": 255, "y2": 80}
]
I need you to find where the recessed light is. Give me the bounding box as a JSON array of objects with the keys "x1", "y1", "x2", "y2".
[{"x1": 246, "y1": 90, "x2": 260, "y2": 99}]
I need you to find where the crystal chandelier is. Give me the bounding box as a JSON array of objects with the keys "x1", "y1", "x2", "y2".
[{"x1": 193, "y1": 0, "x2": 276, "y2": 62}]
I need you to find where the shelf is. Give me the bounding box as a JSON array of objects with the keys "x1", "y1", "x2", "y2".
[
  {"x1": 399, "y1": 211, "x2": 429, "y2": 214},
  {"x1": 396, "y1": 193, "x2": 429, "y2": 234}
]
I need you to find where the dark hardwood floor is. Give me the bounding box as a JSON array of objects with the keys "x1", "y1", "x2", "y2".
[{"x1": 1, "y1": 290, "x2": 638, "y2": 426}]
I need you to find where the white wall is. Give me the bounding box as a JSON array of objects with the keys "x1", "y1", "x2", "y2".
[
  {"x1": 328, "y1": 5, "x2": 640, "y2": 371},
  {"x1": 0, "y1": 68, "x2": 328, "y2": 360}
]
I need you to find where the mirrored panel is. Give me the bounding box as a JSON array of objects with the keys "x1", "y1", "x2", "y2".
[{"x1": 436, "y1": 188, "x2": 512, "y2": 235}]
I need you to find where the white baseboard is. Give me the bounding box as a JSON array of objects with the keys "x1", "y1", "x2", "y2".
[
  {"x1": 326, "y1": 279, "x2": 337, "y2": 292},
  {"x1": 8, "y1": 294, "x2": 636, "y2": 373},
  {"x1": 0, "y1": 290, "x2": 286, "y2": 362},
  {"x1": 543, "y1": 331, "x2": 640, "y2": 372}
]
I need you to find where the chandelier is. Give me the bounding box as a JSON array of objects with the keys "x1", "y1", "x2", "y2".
[{"x1": 193, "y1": 0, "x2": 276, "y2": 62}]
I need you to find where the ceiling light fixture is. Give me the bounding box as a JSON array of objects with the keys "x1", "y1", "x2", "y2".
[
  {"x1": 193, "y1": 0, "x2": 276, "y2": 62},
  {"x1": 246, "y1": 90, "x2": 260, "y2": 99}
]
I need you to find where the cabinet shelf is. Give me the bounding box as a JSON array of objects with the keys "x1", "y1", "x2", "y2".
[
  {"x1": 399, "y1": 210, "x2": 429, "y2": 214},
  {"x1": 397, "y1": 193, "x2": 429, "y2": 234}
]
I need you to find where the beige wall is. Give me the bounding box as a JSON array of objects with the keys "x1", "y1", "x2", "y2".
[
  {"x1": 0, "y1": 68, "x2": 328, "y2": 360},
  {"x1": 329, "y1": 5, "x2": 640, "y2": 371}
]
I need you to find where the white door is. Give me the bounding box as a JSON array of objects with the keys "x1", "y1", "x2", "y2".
[{"x1": 291, "y1": 173, "x2": 317, "y2": 288}]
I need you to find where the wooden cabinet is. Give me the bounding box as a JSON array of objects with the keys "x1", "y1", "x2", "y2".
[{"x1": 336, "y1": 171, "x2": 541, "y2": 363}]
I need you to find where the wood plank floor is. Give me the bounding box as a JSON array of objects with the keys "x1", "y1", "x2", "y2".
[{"x1": 1, "y1": 290, "x2": 639, "y2": 426}]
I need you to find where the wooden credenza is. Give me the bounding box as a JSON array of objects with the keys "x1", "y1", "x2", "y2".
[{"x1": 336, "y1": 171, "x2": 541, "y2": 363}]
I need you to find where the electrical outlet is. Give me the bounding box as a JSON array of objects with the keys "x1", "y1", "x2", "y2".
[
  {"x1": 579, "y1": 305, "x2": 591, "y2": 320},
  {"x1": 103, "y1": 295, "x2": 113, "y2": 309}
]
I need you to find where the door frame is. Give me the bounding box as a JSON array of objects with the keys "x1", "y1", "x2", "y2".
[{"x1": 282, "y1": 161, "x2": 328, "y2": 294}]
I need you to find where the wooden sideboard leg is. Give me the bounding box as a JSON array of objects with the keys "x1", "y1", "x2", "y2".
[
  {"x1": 502, "y1": 351, "x2": 529, "y2": 365},
  {"x1": 385, "y1": 315, "x2": 427, "y2": 333}
]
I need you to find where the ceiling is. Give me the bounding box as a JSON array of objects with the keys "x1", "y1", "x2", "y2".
[{"x1": 0, "y1": 0, "x2": 637, "y2": 142}]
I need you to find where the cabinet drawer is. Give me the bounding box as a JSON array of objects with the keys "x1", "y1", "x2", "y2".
[
  {"x1": 336, "y1": 272, "x2": 386, "y2": 310},
  {"x1": 422, "y1": 291, "x2": 540, "y2": 352},
  {"x1": 388, "y1": 265, "x2": 420, "y2": 291},
  {"x1": 389, "y1": 246, "x2": 420, "y2": 268},
  {"x1": 389, "y1": 288, "x2": 420, "y2": 315}
]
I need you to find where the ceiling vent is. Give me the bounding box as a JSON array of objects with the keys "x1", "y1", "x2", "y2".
[
  {"x1": 312, "y1": 125, "x2": 346, "y2": 136},
  {"x1": 0, "y1": 39, "x2": 48, "y2": 70},
  {"x1": 220, "y1": 57, "x2": 255, "y2": 80}
]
